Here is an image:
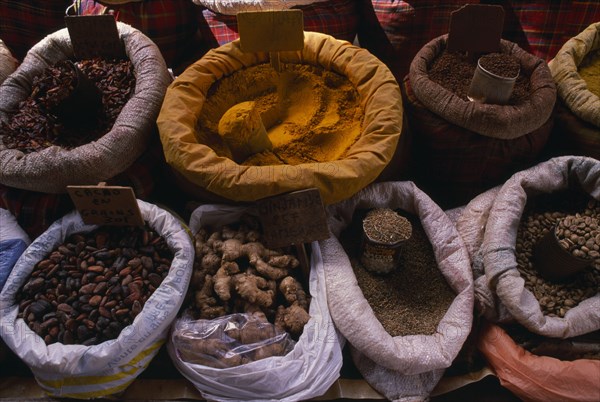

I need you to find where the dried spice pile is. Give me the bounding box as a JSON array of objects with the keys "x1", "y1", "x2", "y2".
[
  {"x1": 479, "y1": 53, "x2": 520, "y2": 78},
  {"x1": 197, "y1": 63, "x2": 363, "y2": 165},
  {"x1": 2, "y1": 58, "x2": 135, "y2": 153},
  {"x1": 578, "y1": 49, "x2": 600, "y2": 98},
  {"x1": 340, "y1": 210, "x2": 455, "y2": 336},
  {"x1": 17, "y1": 225, "x2": 172, "y2": 346},
  {"x1": 363, "y1": 208, "x2": 412, "y2": 244},
  {"x1": 516, "y1": 189, "x2": 600, "y2": 318},
  {"x1": 429, "y1": 50, "x2": 530, "y2": 103}
]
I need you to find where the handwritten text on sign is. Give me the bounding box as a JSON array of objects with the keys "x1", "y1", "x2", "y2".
[
  {"x1": 67, "y1": 185, "x2": 145, "y2": 226},
  {"x1": 257, "y1": 188, "x2": 329, "y2": 249}
]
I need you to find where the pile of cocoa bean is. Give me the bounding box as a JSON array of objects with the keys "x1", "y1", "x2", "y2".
[
  {"x1": 516, "y1": 193, "x2": 600, "y2": 318},
  {"x1": 1, "y1": 58, "x2": 135, "y2": 153},
  {"x1": 17, "y1": 225, "x2": 173, "y2": 346}
]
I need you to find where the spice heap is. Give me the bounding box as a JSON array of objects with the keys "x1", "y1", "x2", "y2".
[
  {"x1": 578, "y1": 49, "x2": 600, "y2": 98},
  {"x1": 17, "y1": 225, "x2": 173, "y2": 346},
  {"x1": 197, "y1": 63, "x2": 363, "y2": 165},
  {"x1": 362, "y1": 208, "x2": 412, "y2": 244},
  {"x1": 2, "y1": 58, "x2": 135, "y2": 153},
  {"x1": 479, "y1": 53, "x2": 520, "y2": 78},
  {"x1": 516, "y1": 191, "x2": 600, "y2": 318},
  {"x1": 342, "y1": 210, "x2": 455, "y2": 336},
  {"x1": 429, "y1": 50, "x2": 529, "y2": 103},
  {"x1": 360, "y1": 208, "x2": 413, "y2": 274},
  {"x1": 190, "y1": 215, "x2": 310, "y2": 340}
]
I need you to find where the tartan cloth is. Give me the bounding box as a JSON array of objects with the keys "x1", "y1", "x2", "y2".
[
  {"x1": 401, "y1": 76, "x2": 553, "y2": 209},
  {"x1": 196, "y1": 0, "x2": 359, "y2": 48},
  {"x1": 0, "y1": 135, "x2": 166, "y2": 239},
  {"x1": 358, "y1": 0, "x2": 480, "y2": 82},
  {"x1": 494, "y1": 0, "x2": 600, "y2": 61},
  {"x1": 0, "y1": 0, "x2": 72, "y2": 62},
  {"x1": 87, "y1": 1, "x2": 201, "y2": 69}
]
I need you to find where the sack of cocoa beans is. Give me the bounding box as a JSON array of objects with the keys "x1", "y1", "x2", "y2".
[
  {"x1": 0, "y1": 39, "x2": 18, "y2": 85},
  {"x1": 0, "y1": 200, "x2": 194, "y2": 398},
  {"x1": 403, "y1": 34, "x2": 557, "y2": 208},
  {"x1": 167, "y1": 204, "x2": 343, "y2": 401},
  {"x1": 456, "y1": 156, "x2": 600, "y2": 338},
  {"x1": 0, "y1": 208, "x2": 30, "y2": 291},
  {"x1": 321, "y1": 181, "x2": 474, "y2": 400},
  {"x1": 548, "y1": 22, "x2": 600, "y2": 160},
  {"x1": 0, "y1": 22, "x2": 171, "y2": 193}
]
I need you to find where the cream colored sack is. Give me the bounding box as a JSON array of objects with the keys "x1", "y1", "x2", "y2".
[
  {"x1": 457, "y1": 156, "x2": 600, "y2": 338},
  {"x1": 157, "y1": 31, "x2": 402, "y2": 205},
  {"x1": 0, "y1": 23, "x2": 171, "y2": 193},
  {"x1": 321, "y1": 181, "x2": 474, "y2": 401}
]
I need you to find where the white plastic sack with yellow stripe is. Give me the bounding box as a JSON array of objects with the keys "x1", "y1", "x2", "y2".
[{"x1": 0, "y1": 200, "x2": 194, "y2": 398}]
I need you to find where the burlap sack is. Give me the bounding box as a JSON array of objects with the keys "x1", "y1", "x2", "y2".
[
  {"x1": 157, "y1": 31, "x2": 402, "y2": 205},
  {"x1": 548, "y1": 22, "x2": 600, "y2": 159},
  {"x1": 457, "y1": 156, "x2": 600, "y2": 339},
  {"x1": 0, "y1": 22, "x2": 171, "y2": 194},
  {"x1": 321, "y1": 181, "x2": 474, "y2": 401},
  {"x1": 404, "y1": 34, "x2": 557, "y2": 208},
  {"x1": 0, "y1": 39, "x2": 18, "y2": 85}
]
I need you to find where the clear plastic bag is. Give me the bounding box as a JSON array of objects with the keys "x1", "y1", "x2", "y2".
[{"x1": 172, "y1": 313, "x2": 295, "y2": 369}]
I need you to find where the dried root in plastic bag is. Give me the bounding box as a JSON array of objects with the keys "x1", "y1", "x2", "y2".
[{"x1": 172, "y1": 313, "x2": 296, "y2": 368}]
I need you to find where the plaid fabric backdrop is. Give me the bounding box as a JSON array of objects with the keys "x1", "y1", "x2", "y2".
[
  {"x1": 0, "y1": 0, "x2": 71, "y2": 61},
  {"x1": 401, "y1": 76, "x2": 553, "y2": 208},
  {"x1": 360, "y1": 0, "x2": 599, "y2": 81},
  {"x1": 496, "y1": 0, "x2": 600, "y2": 61},
  {"x1": 196, "y1": 0, "x2": 359, "y2": 47},
  {"x1": 0, "y1": 136, "x2": 166, "y2": 239},
  {"x1": 0, "y1": 0, "x2": 200, "y2": 69}
]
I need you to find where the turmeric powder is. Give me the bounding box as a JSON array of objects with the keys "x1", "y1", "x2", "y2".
[
  {"x1": 197, "y1": 64, "x2": 363, "y2": 165},
  {"x1": 578, "y1": 49, "x2": 600, "y2": 98}
]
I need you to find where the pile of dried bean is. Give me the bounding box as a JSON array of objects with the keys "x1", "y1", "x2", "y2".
[
  {"x1": 516, "y1": 191, "x2": 600, "y2": 317},
  {"x1": 17, "y1": 225, "x2": 172, "y2": 346},
  {"x1": 2, "y1": 58, "x2": 135, "y2": 153}
]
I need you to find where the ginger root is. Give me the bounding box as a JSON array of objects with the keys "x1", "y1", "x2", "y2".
[
  {"x1": 279, "y1": 276, "x2": 309, "y2": 310},
  {"x1": 234, "y1": 272, "x2": 275, "y2": 308},
  {"x1": 275, "y1": 303, "x2": 310, "y2": 338},
  {"x1": 213, "y1": 261, "x2": 240, "y2": 301}
]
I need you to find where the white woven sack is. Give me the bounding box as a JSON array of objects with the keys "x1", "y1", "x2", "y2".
[
  {"x1": 0, "y1": 22, "x2": 171, "y2": 193},
  {"x1": 193, "y1": 0, "x2": 328, "y2": 15},
  {"x1": 477, "y1": 156, "x2": 600, "y2": 338},
  {"x1": 167, "y1": 204, "x2": 344, "y2": 402},
  {"x1": 0, "y1": 39, "x2": 18, "y2": 85},
  {"x1": 0, "y1": 200, "x2": 194, "y2": 398},
  {"x1": 321, "y1": 181, "x2": 474, "y2": 401},
  {"x1": 455, "y1": 186, "x2": 515, "y2": 323},
  {"x1": 0, "y1": 208, "x2": 30, "y2": 291}
]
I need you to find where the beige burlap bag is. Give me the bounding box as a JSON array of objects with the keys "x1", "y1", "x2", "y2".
[
  {"x1": 0, "y1": 22, "x2": 171, "y2": 193},
  {"x1": 548, "y1": 22, "x2": 600, "y2": 159},
  {"x1": 321, "y1": 181, "x2": 474, "y2": 401},
  {"x1": 0, "y1": 39, "x2": 18, "y2": 85},
  {"x1": 157, "y1": 31, "x2": 402, "y2": 205},
  {"x1": 457, "y1": 156, "x2": 600, "y2": 338}
]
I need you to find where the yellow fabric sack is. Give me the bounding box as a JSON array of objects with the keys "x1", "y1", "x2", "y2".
[{"x1": 157, "y1": 31, "x2": 402, "y2": 205}]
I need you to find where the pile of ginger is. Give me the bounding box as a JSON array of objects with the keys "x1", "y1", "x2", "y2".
[{"x1": 190, "y1": 215, "x2": 311, "y2": 339}]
